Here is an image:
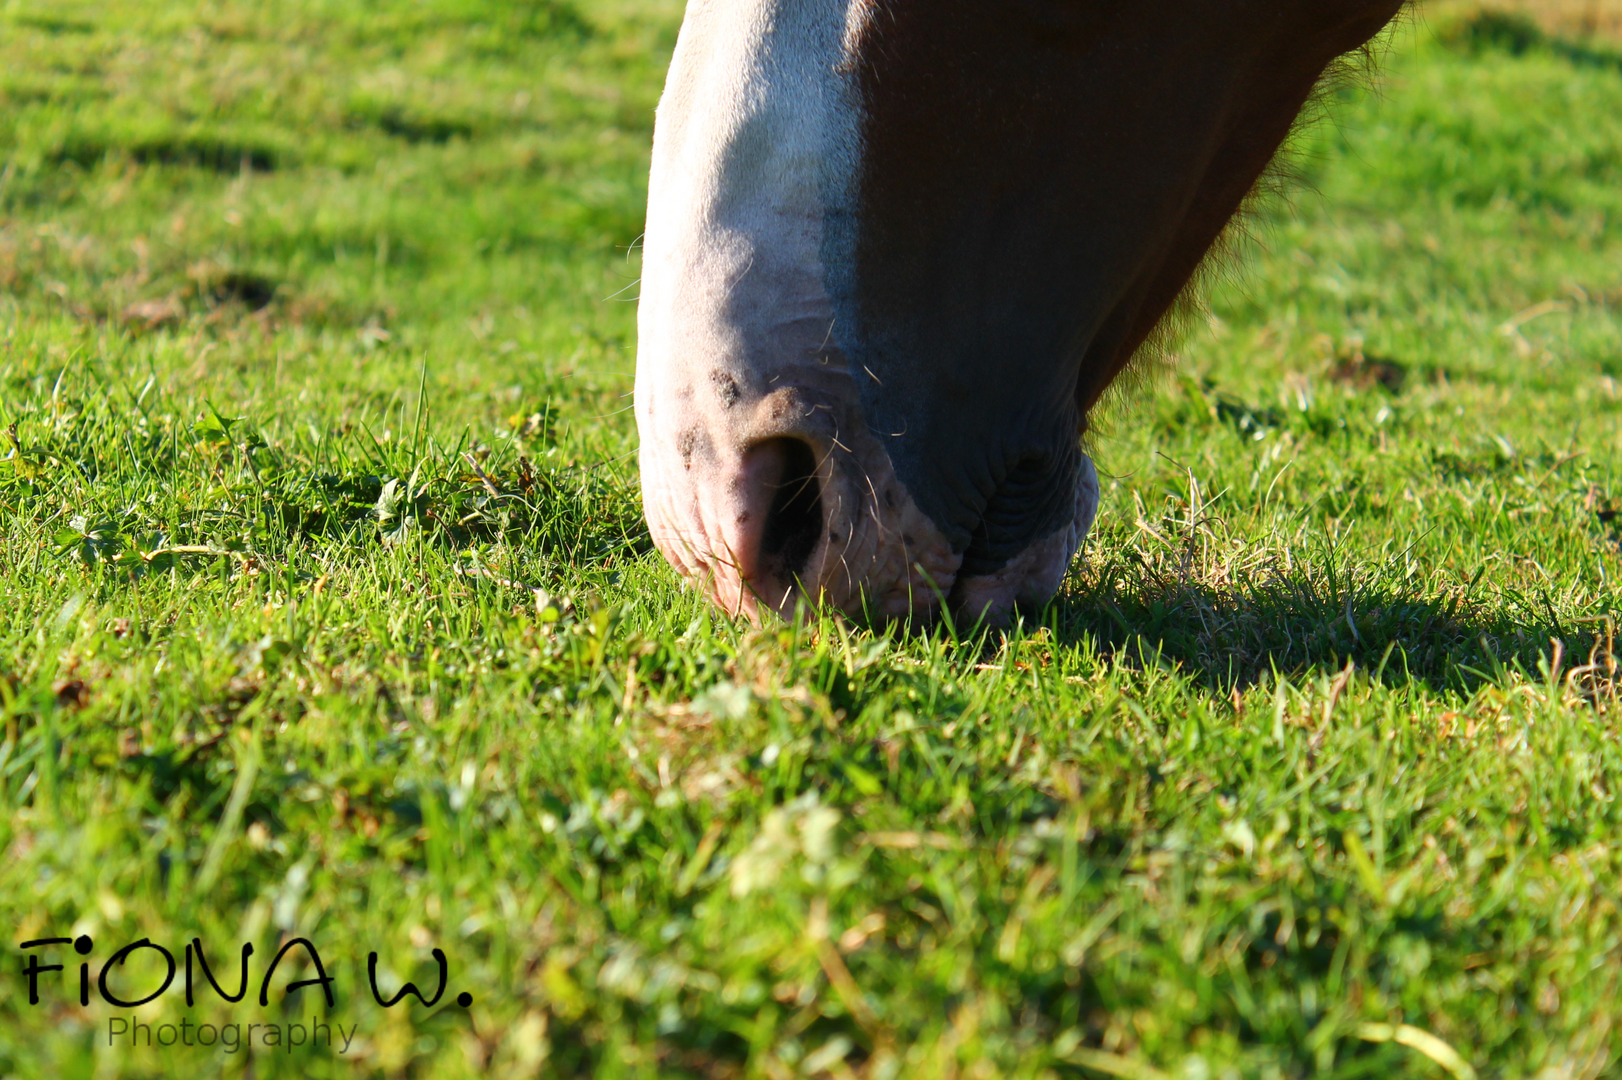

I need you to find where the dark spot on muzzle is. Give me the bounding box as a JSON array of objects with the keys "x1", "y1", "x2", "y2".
[{"x1": 711, "y1": 371, "x2": 741, "y2": 407}]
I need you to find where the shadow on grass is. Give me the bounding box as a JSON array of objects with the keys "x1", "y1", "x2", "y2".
[
  {"x1": 49, "y1": 131, "x2": 288, "y2": 173},
  {"x1": 1047, "y1": 556, "x2": 1611, "y2": 696}
]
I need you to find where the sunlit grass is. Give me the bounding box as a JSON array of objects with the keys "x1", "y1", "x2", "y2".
[{"x1": 1, "y1": 3, "x2": 1621, "y2": 1077}]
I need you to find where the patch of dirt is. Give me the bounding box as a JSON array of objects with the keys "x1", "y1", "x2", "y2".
[
  {"x1": 205, "y1": 270, "x2": 278, "y2": 309},
  {"x1": 120, "y1": 296, "x2": 185, "y2": 330},
  {"x1": 1442, "y1": 1, "x2": 1622, "y2": 64},
  {"x1": 52, "y1": 678, "x2": 89, "y2": 709},
  {"x1": 119, "y1": 265, "x2": 282, "y2": 333},
  {"x1": 1488, "y1": 0, "x2": 1622, "y2": 41},
  {"x1": 1585, "y1": 486, "x2": 1620, "y2": 522},
  {"x1": 1328, "y1": 350, "x2": 1407, "y2": 393}
]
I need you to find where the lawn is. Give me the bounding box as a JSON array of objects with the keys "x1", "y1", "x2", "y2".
[{"x1": 2, "y1": 1, "x2": 1622, "y2": 1077}]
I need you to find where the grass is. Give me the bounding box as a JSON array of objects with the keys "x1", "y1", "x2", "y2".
[{"x1": 1, "y1": 1, "x2": 1622, "y2": 1076}]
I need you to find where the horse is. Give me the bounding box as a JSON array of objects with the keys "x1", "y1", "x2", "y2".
[{"x1": 634, "y1": 0, "x2": 1407, "y2": 622}]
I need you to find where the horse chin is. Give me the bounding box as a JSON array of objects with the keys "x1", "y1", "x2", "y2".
[{"x1": 947, "y1": 455, "x2": 1099, "y2": 628}]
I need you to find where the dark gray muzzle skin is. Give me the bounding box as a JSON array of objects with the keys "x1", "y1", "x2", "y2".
[{"x1": 635, "y1": 0, "x2": 1406, "y2": 624}]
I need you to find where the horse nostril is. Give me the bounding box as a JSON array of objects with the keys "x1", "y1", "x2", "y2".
[{"x1": 746, "y1": 436, "x2": 824, "y2": 606}]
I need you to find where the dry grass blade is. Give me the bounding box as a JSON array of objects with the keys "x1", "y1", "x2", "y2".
[
  {"x1": 1058, "y1": 1047, "x2": 1171, "y2": 1080},
  {"x1": 1356, "y1": 1022, "x2": 1478, "y2": 1080}
]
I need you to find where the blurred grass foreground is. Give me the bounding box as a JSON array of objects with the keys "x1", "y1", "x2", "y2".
[{"x1": 4, "y1": 1, "x2": 1622, "y2": 1077}]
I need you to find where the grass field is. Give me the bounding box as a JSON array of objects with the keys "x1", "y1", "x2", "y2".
[{"x1": 3, "y1": 1, "x2": 1622, "y2": 1076}]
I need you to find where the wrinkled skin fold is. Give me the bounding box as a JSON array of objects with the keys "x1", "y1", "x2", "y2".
[{"x1": 635, "y1": 0, "x2": 1406, "y2": 623}]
